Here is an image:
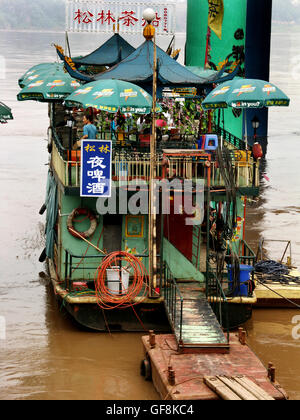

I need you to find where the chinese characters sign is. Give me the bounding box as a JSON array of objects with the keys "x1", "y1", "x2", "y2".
[
  {"x1": 81, "y1": 140, "x2": 112, "y2": 198},
  {"x1": 66, "y1": 0, "x2": 176, "y2": 35}
]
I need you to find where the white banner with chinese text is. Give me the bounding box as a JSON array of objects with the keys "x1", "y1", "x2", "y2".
[{"x1": 66, "y1": 0, "x2": 176, "y2": 35}]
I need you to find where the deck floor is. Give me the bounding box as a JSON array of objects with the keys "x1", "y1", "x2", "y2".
[{"x1": 142, "y1": 333, "x2": 288, "y2": 400}]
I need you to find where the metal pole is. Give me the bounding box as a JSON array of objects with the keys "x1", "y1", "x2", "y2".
[
  {"x1": 68, "y1": 124, "x2": 72, "y2": 186},
  {"x1": 206, "y1": 180, "x2": 211, "y2": 298},
  {"x1": 243, "y1": 195, "x2": 247, "y2": 255},
  {"x1": 204, "y1": 27, "x2": 211, "y2": 69},
  {"x1": 160, "y1": 211, "x2": 164, "y2": 296},
  {"x1": 65, "y1": 32, "x2": 71, "y2": 57},
  {"x1": 64, "y1": 250, "x2": 68, "y2": 290},
  {"x1": 69, "y1": 255, "x2": 73, "y2": 291},
  {"x1": 149, "y1": 32, "x2": 158, "y2": 297},
  {"x1": 280, "y1": 241, "x2": 291, "y2": 264},
  {"x1": 52, "y1": 102, "x2": 56, "y2": 127}
]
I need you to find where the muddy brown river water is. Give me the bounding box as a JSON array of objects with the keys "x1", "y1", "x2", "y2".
[{"x1": 0, "y1": 29, "x2": 299, "y2": 400}]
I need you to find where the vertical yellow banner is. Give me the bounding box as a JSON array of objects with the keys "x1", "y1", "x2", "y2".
[{"x1": 208, "y1": 0, "x2": 224, "y2": 40}]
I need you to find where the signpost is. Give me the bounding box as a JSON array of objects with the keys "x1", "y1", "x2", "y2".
[
  {"x1": 66, "y1": 0, "x2": 176, "y2": 35},
  {"x1": 80, "y1": 140, "x2": 112, "y2": 198}
]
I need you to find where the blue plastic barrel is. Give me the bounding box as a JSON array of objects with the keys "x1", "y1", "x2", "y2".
[{"x1": 227, "y1": 264, "x2": 254, "y2": 297}]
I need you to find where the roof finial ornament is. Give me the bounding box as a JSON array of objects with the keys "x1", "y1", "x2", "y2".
[{"x1": 143, "y1": 8, "x2": 156, "y2": 40}]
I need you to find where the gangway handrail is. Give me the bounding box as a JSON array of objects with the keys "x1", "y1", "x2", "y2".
[
  {"x1": 162, "y1": 262, "x2": 184, "y2": 343},
  {"x1": 206, "y1": 262, "x2": 230, "y2": 344}
]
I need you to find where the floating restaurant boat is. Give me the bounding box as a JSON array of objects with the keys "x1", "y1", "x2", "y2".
[
  {"x1": 38, "y1": 24, "x2": 266, "y2": 333},
  {"x1": 15, "y1": 1, "x2": 280, "y2": 335},
  {"x1": 15, "y1": 0, "x2": 291, "y2": 400}
]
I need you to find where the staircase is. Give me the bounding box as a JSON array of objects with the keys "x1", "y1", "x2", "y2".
[{"x1": 163, "y1": 264, "x2": 230, "y2": 354}]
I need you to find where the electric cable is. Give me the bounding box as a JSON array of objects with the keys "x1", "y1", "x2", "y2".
[{"x1": 94, "y1": 251, "x2": 150, "y2": 310}]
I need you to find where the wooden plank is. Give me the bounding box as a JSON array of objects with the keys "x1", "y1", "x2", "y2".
[
  {"x1": 204, "y1": 376, "x2": 242, "y2": 400},
  {"x1": 233, "y1": 376, "x2": 275, "y2": 400},
  {"x1": 217, "y1": 376, "x2": 259, "y2": 400}
]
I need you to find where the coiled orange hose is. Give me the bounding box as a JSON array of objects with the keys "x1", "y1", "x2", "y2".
[{"x1": 94, "y1": 251, "x2": 149, "y2": 310}]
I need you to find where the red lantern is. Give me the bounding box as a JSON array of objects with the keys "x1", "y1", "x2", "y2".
[{"x1": 252, "y1": 142, "x2": 263, "y2": 159}]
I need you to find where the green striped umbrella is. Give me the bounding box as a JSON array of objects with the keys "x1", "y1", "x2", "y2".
[
  {"x1": 0, "y1": 101, "x2": 13, "y2": 122},
  {"x1": 65, "y1": 79, "x2": 159, "y2": 114},
  {"x1": 202, "y1": 78, "x2": 290, "y2": 149},
  {"x1": 18, "y1": 63, "x2": 65, "y2": 88},
  {"x1": 202, "y1": 79, "x2": 290, "y2": 110},
  {"x1": 17, "y1": 67, "x2": 81, "y2": 102}
]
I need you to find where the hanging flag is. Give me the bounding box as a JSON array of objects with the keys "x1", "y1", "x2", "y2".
[{"x1": 207, "y1": 0, "x2": 224, "y2": 40}]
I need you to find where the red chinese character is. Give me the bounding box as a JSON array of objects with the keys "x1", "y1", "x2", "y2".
[
  {"x1": 97, "y1": 10, "x2": 105, "y2": 24},
  {"x1": 142, "y1": 12, "x2": 161, "y2": 27},
  {"x1": 164, "y1": 7, "x2": 168, "y2": 32},
  {"x1": 119, "y1": 10, "x2": 138, "y2": 27},
  {"x1": 164, "y1": 8, "x2": 168, "y2": 32},
  {"x1": 74, "y1": 9, "x2": 94, "y2": 24},
  {"x1": 97, "y1": 10, "x2": 116, "y2": 25},
  {"x1": 105, "y1": 10, "x2": 116, "y2": 25}
]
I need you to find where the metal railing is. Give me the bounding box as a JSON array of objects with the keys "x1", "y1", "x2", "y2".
[
  {"x1": 226, "y1": 240, "x2": 256, "y2": 267},
  {"x1": 238, "y1": 239, "x2": 256, "y2": 266},
  {"x1": 162, "y1": 262, "x2": 184, "y2": 343},
  {"x1": 97, "y1": 130, "x2": 199, "y2": 149},
  {"x1": 63, "y1": 250, "x2": 105, "y2": 291},
  {"x1": 52, "y1": 124, "x2": 257, "y2": 155},
  {"x1": 206, "y1": 262, "x2": 230, "y2": 343},
  {"x1": 215, "y1": 126, "x2": 246, "y2": 150},
  {"x1": 52, "y1": 147, "x2": 259, "y2": 189},
  {"x1": 52, "y1": 125, "x2": 69, "y2": 160},
  {"x1": 62, "y1": 249, "x2": 161, "y2": 294},
  {"x1": 51, "y1": 126, "x2": 259, "y2": 189},
  {"x1": 53, "y1": 125, "x2": 199, "y2": 151},
  {"x1": 256, "y1": 239, "x2": 292, "y2": 265}
]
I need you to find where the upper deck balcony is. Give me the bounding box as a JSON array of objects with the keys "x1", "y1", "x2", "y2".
[{"x1": 50, "y1": 126, "x2": 260, "y2": 195}]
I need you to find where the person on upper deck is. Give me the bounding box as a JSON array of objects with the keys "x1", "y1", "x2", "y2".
[
  {"x1": 110, "y1": 115, "x2": 118, "y2": 139},
  {"x1": 74, "y1": 113, "x2": 98, "y2": 149},
  {"x1": 142, "y1": 117, "x2": 152, "y2": 135}
]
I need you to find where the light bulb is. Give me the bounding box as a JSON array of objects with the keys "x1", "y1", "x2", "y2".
[{"x1": 143, "y1": 8, "x2": 156, "y2": 23}]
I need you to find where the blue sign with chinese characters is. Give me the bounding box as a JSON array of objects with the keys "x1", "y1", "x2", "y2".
[{"x1": 81, "y1": 139, "x2": 112, "y2": 198}]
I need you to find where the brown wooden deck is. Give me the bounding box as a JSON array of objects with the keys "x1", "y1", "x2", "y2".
[{"x1": 141, "y1": 333, "x2": 288, "y2": 400}]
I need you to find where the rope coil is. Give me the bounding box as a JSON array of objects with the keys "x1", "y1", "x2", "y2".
[
  {"x1": 94, "y1": 251, "x2": 149, "y2": 310},
  {"x1": 254, "y1": 260, "x2": 300, "y2": 284}
]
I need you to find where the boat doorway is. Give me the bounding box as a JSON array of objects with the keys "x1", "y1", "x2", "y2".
[{"x1": 103, "y1": 214, "x2": 123, "y2": 254}]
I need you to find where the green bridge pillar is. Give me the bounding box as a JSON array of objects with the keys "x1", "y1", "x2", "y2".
[{"x1": 185, "y1": 0, "x2": 272, "y2": 146}]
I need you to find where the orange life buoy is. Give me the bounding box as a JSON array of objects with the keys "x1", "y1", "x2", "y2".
[{"x1": 67, "y1": 208, "x2": 97, "y2": 239}]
